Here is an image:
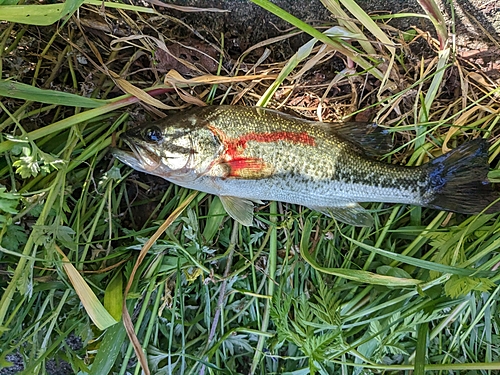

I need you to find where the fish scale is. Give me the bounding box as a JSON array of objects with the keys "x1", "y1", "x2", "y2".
[
  {"x1": 112, "y1": 105, "x2": 500, "y2": 226},
  {"x1": 202, "y1": 106, "x2": 427, "y2": 204}
]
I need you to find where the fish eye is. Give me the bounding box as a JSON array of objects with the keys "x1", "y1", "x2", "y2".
[{"x1": 143, "y1": 126, "x2": 163, "y2": 143}]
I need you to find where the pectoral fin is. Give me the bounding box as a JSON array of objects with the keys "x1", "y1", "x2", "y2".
[
  {"x1": 219, "y1": 196, "x2": 255, "y2": 226},
  {"x1": 309, "y1": 203, "x2": 374, "y2": 227},
  {"x1": 221, "y1": 159, "x2": 275, "y2": 179}
]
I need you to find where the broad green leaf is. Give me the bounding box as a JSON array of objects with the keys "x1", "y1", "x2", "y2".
[
  {"x1": 202, "y1": 196, "x2": 227, "y2": 242},
  {"x1": 0, "y1": 187, "x2": 20, "y2": 219},
  {"x1": 1, "y1": 224, "x2": 28, "y2": 250},
  {"x1": 104, "y1": 273, "x2": 123, "y2": 321},
  {"x1": 88, "y1": 322, "x2": 127, "y2": 375},
  {"x1": 0, "y1": 0, "x2": 84, "y2": 25}
]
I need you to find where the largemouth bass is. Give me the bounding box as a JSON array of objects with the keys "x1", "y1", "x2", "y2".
[{"x1": 112, "y1": 105, "x2": 500, "y2": 226}]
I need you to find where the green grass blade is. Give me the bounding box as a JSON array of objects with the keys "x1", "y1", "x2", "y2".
[
  {"x1": 301, "y1": 248, "x2": 421, "y2": 286},
  {"x1": 416, "y1": 0, "x2": 448, "y2": 49},
  {"x1": 300, "y1": 218, "x2": 420, "y2": 287},
  {"x1": 56, "y1": 245, "x2": 118, "y2": 330},
  {"x1": 320, "y1": 0, "x2": 376, "y2": 54},
  {"x1": 258, "y1": 26, "x2": 362, "y2": 106},
  {"x1": 250, "y1": 201, "x2": 278, "y2": 373},
  {"x1": 348, "y1": 237, "x2": 494, "y2": 278},
  {"x1": 0, "y1": 87, "x2": 171, "y2": 154},
  {"x1": 84, "y1": 0, "x2": 156, "y2": 13},
  {"x1": 337, "y1": 0, "x2": 397, "y2": 92},
  {"x1": 414, "y1": 322, "x2": 428, "y2": 375},
  {"x1": 338, "y1": 0, "x2": 395, "y2": 54},
  {"x1": 250, "y1": 0, "x2": 384, "y2": 80},
  {"x1": 0, "y1": 80, "x2": 109, "y2": 108},
  {"x1": 418, "y1": 48, "x2": 451, "y2": 130}
]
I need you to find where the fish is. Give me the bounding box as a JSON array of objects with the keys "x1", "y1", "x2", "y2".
[{"x1": 112, "y1": 105, "x2": 500, "y2": 226}]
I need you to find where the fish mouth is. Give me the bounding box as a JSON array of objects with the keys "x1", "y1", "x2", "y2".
[{"x1": 112, "y1": 136, "x2": 162, "y2": 173}]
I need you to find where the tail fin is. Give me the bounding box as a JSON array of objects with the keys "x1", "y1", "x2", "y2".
[{"x1": 424, "y1": 139, "x2": 500, "y2": 214}]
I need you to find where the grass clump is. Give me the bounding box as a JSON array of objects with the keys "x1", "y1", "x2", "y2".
[{"x1": 1, "y1": 0, "x2": 500, "y2": 374}]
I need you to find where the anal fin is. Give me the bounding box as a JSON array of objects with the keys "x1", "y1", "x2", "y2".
[
  {"x1": 309, "y1": 203, "x2": 374, "y2": 227},
  {"x1": 219, "y1": 196, "x2": 255, "y2": 226}
]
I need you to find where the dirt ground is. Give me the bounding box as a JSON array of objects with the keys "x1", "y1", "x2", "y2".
[
  {"x1": 171, "y1": 0, "x2": 499, "y2": 46},
  {"x1": 162, "y1": 0, "x2": 500, "y2": 79}
]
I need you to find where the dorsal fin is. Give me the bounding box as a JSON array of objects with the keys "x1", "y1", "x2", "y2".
[{"x1": 311, "y1": 120, "x2": 393, "y2": 156}]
